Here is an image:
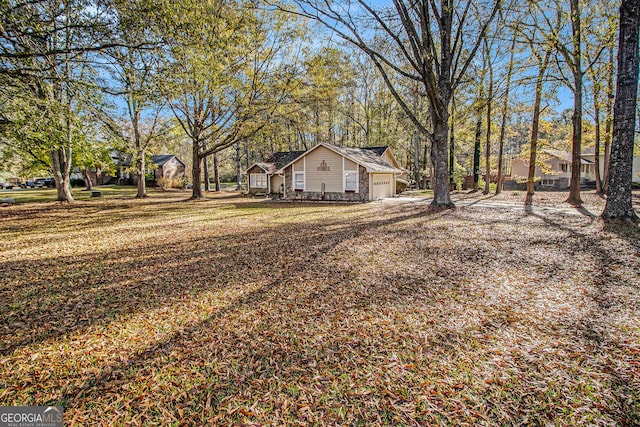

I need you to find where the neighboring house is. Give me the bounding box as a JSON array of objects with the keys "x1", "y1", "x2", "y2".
[
  {"x1": 150, "y1": 155, "x2": 186, "y2": 182},
  {"x1": 104, "y1": 153, "x2": 185, "y2": 185},
  {"x1": 246, "y1": 143, "x2": 404, "y2": 201},
  {"x1": 510, "y1": 148, "x2": 605, "y2": 189},
  {"x1": 634, "y1": 155, "x2": 640, "y2": 184}
]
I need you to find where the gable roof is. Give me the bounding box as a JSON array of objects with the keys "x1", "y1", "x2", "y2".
[
  {"x1": 248, "y1": 163, "x2": 274, "y2": 174},
  {"x1": 245, "y1": 151, "x2": 306, "y2": 175},
  {"x1": 541, "y1": 149, "x2": 593, "y2": 165},
  {"x1": 362, "y1": 146, "x2": 388, "y2": 156},
  {"x1": 278, "y1": 143, "x2": 403, "y2": 174},
  {"x1": 322, "y1": 144, "x2": 401, "y2": 173},
  {"x1": 265, "y1": 151, "x2": 306, "y2": 172},
  {"x1": 541, "y1": 149, "x2": 572, "y2": 163},
  {"x1": 151, "y1": 155, "x2": 184, "y2": 167}
]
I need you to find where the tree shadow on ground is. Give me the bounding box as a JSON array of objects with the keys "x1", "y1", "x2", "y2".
[
  {"x1": 0, "y1": 201, "x2": 443, "y2": 356},
  {"x1": 2, "y1": 200, "x2": 638, "y2": 425}
]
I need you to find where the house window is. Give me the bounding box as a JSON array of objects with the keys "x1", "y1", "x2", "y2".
[
  {"x1": 250, "y1": 173, "x2": 267, "y2": 188},
  {"x1": 345, "y1": 171, "x2": 357, "y2": 192},
  {"x1": 294, "y1": 172, "x2": 305, "y2": 191},
  {"x1": 560, "y1": 163, "x2": 568, "y2": 172}
]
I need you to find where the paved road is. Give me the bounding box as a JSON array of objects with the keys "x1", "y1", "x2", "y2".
[{"x1": 382, "y1": 196, "x2": 600, "y2": 218}]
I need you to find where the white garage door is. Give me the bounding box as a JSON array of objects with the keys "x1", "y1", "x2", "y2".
[{"x1": 371, "y1": 174, "x2": 394, "y2": 199}]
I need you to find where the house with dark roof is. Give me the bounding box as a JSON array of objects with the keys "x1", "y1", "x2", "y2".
[
  {"x1": 106, "y1": 153, "x2": 185, "y2": 185},
  {"x1": 245, "y1": 143, "x2": 404, "y2": 201},
  {"x1": 149, "y1": 155, "x2": 186, "y2": 182}
]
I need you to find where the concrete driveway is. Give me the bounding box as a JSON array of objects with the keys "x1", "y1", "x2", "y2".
[{"x1": 381, "y1": 195, "x2": 600, "y2": 218}]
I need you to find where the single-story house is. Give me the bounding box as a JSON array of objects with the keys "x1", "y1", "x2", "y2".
[
  {"x1": 510, "y1": 148, "x2": 604, "y2": 189},
  {"x1": 103, "y1": 153, "x2": 186, "y2": 185},
  {"x1": 246, "y1": 143, "x2": 404, "y2": 201},
  {"x1": 149, "y1": 155, "x2": 186, "y2": 182}
]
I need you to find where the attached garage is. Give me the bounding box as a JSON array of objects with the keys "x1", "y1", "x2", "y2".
[
  {"x1": 245, "y1": 144, "x2": 404, "y2": 201},
  {"x1": 370, "y1": 173, "x2": 395, "y2": 200}
]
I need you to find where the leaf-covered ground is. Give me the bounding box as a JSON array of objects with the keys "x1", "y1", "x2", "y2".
[{"x1": 1, "y1": 190, "x2": 639, "y2": 426}]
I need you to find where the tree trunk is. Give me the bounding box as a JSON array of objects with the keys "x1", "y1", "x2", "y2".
[
  {"x1": 191, "y1": 132, "x2": 204, "y2": 200},
  {"x1": 602, "y1": 0, "x2": 640, "y2": 223},
  {"x1": 496, "y1": 29, "x2": 517, "y2": 195},
  {"x1": 566, "y1": 0, "x2": 583, "y2": 206},
  {"x1": 423, "y1": 141, "x2": 429, "y2": 190},
  {"x1": 603, "y1": 48, "x2": 615, "y2": 193},
  {"x1": 473, "y1": 115, "x2": 482, "y2": 192},
  {"x1": 567, "y1": 77, "x2": 583, "y2": 206},
  {"x1": 83, "y1": 169, "x2": 94, "y2": 191},
  {"x1": 527, "y1": 50, "x2": 551, "y2": 198},
  {"x1": 203, "y1": 154, "x2": 210, "y2": 192},
  {"x1": 484, "y1": 49, "x2": 493, "y2": 195},
  {"x1": 203, "y1": 139, "x2": 210, "y2": 192},
  {"x1": 136, "y1": 150, "x2": 146, "y2": 198},
  {"x1": 430, "y1": 114, "x2": 454, "y2": 207},
  {"x1": 191, "y1": 153, "x2": 204, "y2": 200},
  {"x1": 214, "y1": 153, "x2": 221, "y2": 192},
  {"x1": 413, "y1": 131, "x2": 421, "y2": 187},
  {"x1": 594, "y1": 101, "x2": 603, "y2": 194},
  {"x1": 235, "y1": 142, "x2": 243, "y2": 191},
  {"x1": 412, "y1": 84, "x2": 422, "y2": 188},
  {"x1": 51, "y1": 147, "x2": 74, "y2": 202},
  {"x1": 449, "y1": 98, "x2": 455, "y2": 188},
  {"x1": 484, "y1": 99, "x2": 492, "y2": 194}
]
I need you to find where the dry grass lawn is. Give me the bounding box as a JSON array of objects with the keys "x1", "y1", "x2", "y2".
[{"x1": 0, "y1": 190, "x2": 639, "y2": 426}]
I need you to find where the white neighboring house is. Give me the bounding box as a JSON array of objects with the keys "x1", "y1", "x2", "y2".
[{"x1": 511, "y1": 148, "x2": 605, "y2": 189}]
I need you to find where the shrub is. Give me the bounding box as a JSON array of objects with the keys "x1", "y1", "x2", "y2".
[
  {"x1": 70, "y1": 178, "x2": 85, "y2": 188},
  {"x1": 396, "y1": 179, "x2": 409, "y2": 194},
  {"x1": 156, "y1": 178, "x2": 183, "y2": 189}
]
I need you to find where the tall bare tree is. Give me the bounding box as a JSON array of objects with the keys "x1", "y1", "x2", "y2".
[
  {"x1": 495, "y1": 24, "x2": 518, "y2": 195},
  {"x1": 601, "y1": 0, "x2": 639, "y2": 223},
  {"x1": 482, "y1": 36, "x2": 495, "y2": 195},
  {"x1": 102, "y1": 2, "x2": 167, "y2": 198},
  {"x1": 533, "y1": 0, "x2": 612, "y2": 205},
  {"x1": 518, "y1": 2, "x2": 560, "y2": 199},
  {"x1": 584, "y1": 2, "x2": 618, "y2": 196}
]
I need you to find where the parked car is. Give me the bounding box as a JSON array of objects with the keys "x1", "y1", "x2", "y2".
[
  {"x1": 20, "y1": 180, "x2": 36, "y2": 188},
  {"x1": 0, "y1": 182, "x2": 13, "y2": 189},
  {"x1": 35, "y1": 177, "x2": 55, "y2": 188}
]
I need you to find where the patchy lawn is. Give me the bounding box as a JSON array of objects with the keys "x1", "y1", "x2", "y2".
[
  {"x1": 0, "y1": 192, "x2": 638, "y2": 426},
  {"x1": 0, "y1": 185, "x2": 149, "y2": 204}
]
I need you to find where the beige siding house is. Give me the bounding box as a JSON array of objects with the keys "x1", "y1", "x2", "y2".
[
  {"x1": 510, "y1": 149, "x2": 604, "y2": 189},
  {"x1": 246, "y1": 143, "x2": 404, "y2": 201},
  {"x1": 634, "y1": 156, "x2": 640, "y2": 184},
  {"x1": 150, "y1": 155, "x2": 186, "y2": 181}
]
